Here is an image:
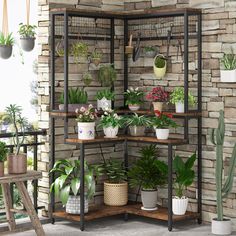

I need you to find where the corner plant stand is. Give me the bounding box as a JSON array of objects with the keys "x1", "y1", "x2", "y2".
[{"x1": 0, "y1": 171, "x2": 45, "y2": 236}]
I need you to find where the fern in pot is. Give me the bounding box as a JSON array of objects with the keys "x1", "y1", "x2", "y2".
[
  {"x1": 0, "y1": 32, "x2": 14, "y2": 59},
  {"x1": 220, "y1": 52, "x2": 236, "y2": 82},
  {"x1": 124, "y1": 87, "x2": 144, "y2": 111},
  {"x1": 0, "y1": 141, "x2": 8, "y2": 177},
  {"x1": 96, "y1": 89, "x2": 115, "y2": 111}
]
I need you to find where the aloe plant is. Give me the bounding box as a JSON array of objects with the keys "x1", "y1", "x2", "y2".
[
  {"x1": 0, "y1": 32, "x2": 14, "y2": 46},
  {"x1": 59, "y1": 88, "x2": 88, "y2": 104},
  {"x1": 95, "y1": 89, "x2": 115, "y2": 100}
]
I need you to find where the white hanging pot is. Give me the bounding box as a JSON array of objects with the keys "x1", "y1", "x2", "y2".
[
  {"x1": 175, "y1": 102, "x2": 185, "y2": 113},
  {"x1": 128, "y1": 104, "x2": 140, "y2": 111},
  {"x1": 220, "y1": 69, "x2": 236, "y2": 83},
  {"x1": 155, "y1": 128, "x2": 169, "y2": 140},
  {"x1": 103, "y1": 126, "x2": 119, "y2": 138},
  {"x1": 153, "y1": 54, "x2": 167, "y2": 79},
  {"x1": 66, "y1": 195, "x2": 88, "y2": 215},
  {"x1": 77, "y1": 122, "x2": 95, "y2": 140},
  {"x1": 172, "y1": 196, "x2": 188, "y2": 215},
  {"x1": 212, "y1": 218, "x2": 232, "y2": 235},
  {"x1": 20, "y1": 37, "x2": 35, "y2": 52},
  {"x1": 152, "y1": 102, "x2": 163, "y2": 112},
  {"x1": 97, "y1": 98, "x2": 111, "y2": 111}
]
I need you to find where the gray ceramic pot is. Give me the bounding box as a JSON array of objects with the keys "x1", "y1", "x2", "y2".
[
  {"x1": 0, "y1": 45, "x2": 12, "y2": 59},
  {"x1": 129, "y1": 126, "x2": 145, "y2": 136},
  {"x1": 20, "y1": 37, "x2": 35, "y2": 52},
  {"x1": 59, "y1": 104, "x2": 88, "y2": 112},
  {"x1": 141, "y1": 189, "x2": 158, "y2": 209}
]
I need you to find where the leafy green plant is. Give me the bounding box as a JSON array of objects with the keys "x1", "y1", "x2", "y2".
[
  {"x1": 154, "y1": 56, "x2": 166, "y2": 68},
  {"x1": 70, "y1": 42, "x2": 88, "y2": 63},
  {"x1": 50, "y1": 159, "x2": 102, "y2": 205},
  {"x1": 59, "y1": 88, "x2": 88, "y2": 104},
  {"x1": 96, "y1": 89, "x2": 115, "y2": 100},
  {"x1": 170, "y1": 87, "x2": 196, "y2": 106},
  {"x1": 128, "y1": 145, "x2": 168, "y2": 190},
  {"x1": 173, "y1": 153, "x2": 196, "y2": 198},
  {"x1": 91, "y1": 50, "x2": 102, "y2": 59},
  {"x1": 98, "y1": 109, "x2": 125, "y2": 128},
  {"x1": 0, "y1": 141, "x2": 8, "y2": 162},
  {"x1": 18, "y1": 23, "x2": 37, "y2": 38},
  {"x1": 125, "y1": 113, "x2": 152, "y2": 127},
  {"x1": 124, "y1": 87, "x2": 144, "y2": 105},
  {"x1": 221, "y1": 52, "x2": 236, "y2": 70},
  {"x1": 83, "y1": 72, "x2": 92, "y2": 86},
  {"x1": 144, "y1": 46, "x2": 155, "y2": 52},
  {"x1": 0, "y1": 32, "x2": 14, "y2": 46},
  {"x1": 151, "y1": 111, "x2": 177, "y2": 129},
  {"x1": 98, "y1": 64, "x2": 117, "y2": 87}
]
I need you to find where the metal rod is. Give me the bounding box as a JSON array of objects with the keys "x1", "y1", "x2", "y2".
[
  {"x1": 168, "y1": 144, "x2": 173, "y2": 232},
  {"x1": 110, "y1": 18, "x2": 115, "y2": 109},
  {"x1": 50, "y1": 13, "x2": 55, "y2": 111},
  {"x1": 124, "y1": 19, "x2": 129, "y2": 108},
  {"x1": 197, "y1": 13, "x2": 202, "y2": 113},
  {"x1": 33, "y1": 134, "x2": 38, "y2": 212},
  {"x1": 80, "y1": 143, "x2": 85, "y2": 231}
]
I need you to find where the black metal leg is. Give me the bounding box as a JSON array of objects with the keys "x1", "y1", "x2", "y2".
[
  {"x1": 124, "y1": 140, "x2": 129, "y2": 221},
  {"x1": 168, "y1": 144, "x2": 173, "y2": 232},
  {"x1": 80, "y1": 143, "x2": 85, "y2": 231},
  {"x1": 124, "y1": 213, "x2": 129, "y2": 221}
]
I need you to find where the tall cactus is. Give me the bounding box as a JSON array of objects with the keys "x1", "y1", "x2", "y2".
[{"x1": 210, "y1": 110, "x2": 236, "y2": 221}]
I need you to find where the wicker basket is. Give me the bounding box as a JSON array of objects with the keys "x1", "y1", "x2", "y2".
[{"x1": 104, "y1": 181, "x2": 128, "y2": 206}]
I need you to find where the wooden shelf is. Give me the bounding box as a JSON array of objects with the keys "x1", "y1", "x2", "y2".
[
  {"x1": 65, "y1": 136, "x2": 126, "y2": 144},
  {"x1": 53, "y1": 203, "x2": 199, "y2": 223}
]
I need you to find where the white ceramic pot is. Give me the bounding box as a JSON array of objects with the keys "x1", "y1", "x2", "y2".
[
  {"x1": 153, "y1": 54, "x2": 167, "y2": 79},
  {"x1": 152, "y1": 102, "x2": 163, "y2": 112},
  {"x1": 66, "y1": 195, "x2": 88, "y2": 215},
  {"x1": 212, "y1": 218, "x2": 232, "y2": 235},
  {"x1": 141, "y1": 189, "x2": 158, "y2": 210},
  {"x1": 77, "y1": 122, "x2": 95, "y2": 140},
  {"x1": 172, "y1": 196, "x2": 188, "y2": 215},
  {"x1": 103, "y1": 126, "x2": 119, "y2": 138},
  {"x1": 175, "y1": 102, "x2": 185, "y2": 113},
  {"x1": 97, "y1": 98, "x2": 112, "y2": 111},
  {"x1": 220, "y1": 69, "x2": 236, "y2": 83},
  {"x1": 155, "y1": 128, "x2": 169, "y2": 140},
  {"x1": 128, "y1": 104, "x2": 140, "y2": 111}
]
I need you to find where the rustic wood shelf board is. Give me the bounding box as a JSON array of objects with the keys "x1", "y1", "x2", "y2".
[{"x1": 65, "y1": 136, "x2": 126, "y2": 144}]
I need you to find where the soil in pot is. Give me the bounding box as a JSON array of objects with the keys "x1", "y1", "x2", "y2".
[
  {"x1": 8, "y1": 153, "x2": 27, "y2": 174},
  {"x1": 0, "y1": 45, "x2": 13, "y2": 59},
  {"x1": 212, "y1": 218, "x2": 232, "y2": 235},
  {"x1": 141, "y1": 189, "x2": 158, "y2": 210},
  {"x1": 20, "y1": 37, "x2": 35, "y2": 52},
  {"x1": 66, "y1": 195, "x2": 88, "y2": 214},
  {"x1": 0, "y1": 162, "x2": 4, "y2": 177},
  {"x1": 129, "y1": 126, "x2": 145, "y2": 136}
]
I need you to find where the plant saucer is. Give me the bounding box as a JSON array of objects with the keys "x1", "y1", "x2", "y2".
[{"x1": 141, "y1": 206, "x2": 158, "y2": 211}]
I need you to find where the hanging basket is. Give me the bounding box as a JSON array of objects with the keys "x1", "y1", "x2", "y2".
[
  {"x1": 0, "y1": 45, "x2": 12, "y2": 59},
  {"x1": 20, "y1": 37, "x2": 35, "y2": 52},
  {"x1": 153, "y1": 54, "x2": 167, "y2": 79}
]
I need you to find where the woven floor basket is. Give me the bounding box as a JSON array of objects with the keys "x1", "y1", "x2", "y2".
[{"x1": 104, "y1": 181, "x2": 128, "y2": 206}]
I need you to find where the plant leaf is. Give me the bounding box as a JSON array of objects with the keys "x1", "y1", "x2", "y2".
[
  {"x1": 60, "y1": 185, "x2": 70, "y2": 205},
  {"x1": 71, "y1": 178, "x2": 80, "y2": 196}
]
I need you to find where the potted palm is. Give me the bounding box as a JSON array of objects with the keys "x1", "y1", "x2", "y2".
[
  {"x1": 143, "y1": 46, "x2": 157, "y2": 58},
  {"x1": 124, "y1": 87, "x2": 144, "y2": 111},
  {"x1": 125, "y1": 113, "x2": 152, "y2": 136},
  {"x1": 172, "y1": 153, "x2": 196, "y2": 215},
  {"x1": 146, "y1": 86, "x2": 169, "y2": 112},
  {"x1": 153, "y1": 54, "x2": 167, "y2": 79},
  {"x1": 18, "y1": 23, "x2": 37, "y2": 52},
  {"x1": 220, "y1": 52, "x2": 236, "y2": 82},
  {"x1": 70, "y1": 42, "x2": 88, "y2": 64},
  {"x1": 91, "y1": 50, "x2": 103, "y2": 66},
  {"x1": 96, "y1": 89, "x2": 115, "y2": 111},
  {"x1": 75, "y1": 104, "x2": 97, "y2": 140},
  {"x1": 5, "y1": 104, "x2": 28, "y2": 174},
  {"x1": 103, "y1": 159, "x2": 128, "y2": 206},
  {"x1": 128, "y1": 145, "x2": 168, "y2": 210},
  {"x1": 0, "y1": 141, "x2": 8, "y2": 177},
  {"x1": 50, "y1": 159, "x2": 102, "y2": 214},
  {"x1": 0, "y1": 32, "x2": 14, "y2": 59},
  {"x1": 97, "y1": 64, "x2": 117, "y2": 87}
]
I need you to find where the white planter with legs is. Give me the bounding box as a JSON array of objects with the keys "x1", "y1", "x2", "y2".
[
  {"x1": 175, "y1": 102, "x2": 184, "y2": 113},
  {"x1": 172, "y1": 197, "x2": 188, "y2": 215},
  {"x1": 103, "y1": 126, "x2": 119, "y2": 138},
  {"x1": 220, "y1": 69, "x2": 236, "y2": 83},
  {"x1": 77, "y1": 122, "x2": 95, "y2": 140},
  {"x1": 212, "y1": 218, "x2": 232, "y2": 235},
  {"x1": 155, "y1": 128, "x2": 169, "y2": 140}
]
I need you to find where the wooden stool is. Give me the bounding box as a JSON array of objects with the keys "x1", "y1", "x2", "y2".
[{"x1": 0, "y1": 171, "x2": 45, "y2": 236}]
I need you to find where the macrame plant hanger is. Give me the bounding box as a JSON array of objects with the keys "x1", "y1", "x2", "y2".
[
  {"x1": 26, "y1": 0, "x2": 30, "y2": 27},
  {"x1": 2, "y1": 0, "x2": 8, "y2": 38}
]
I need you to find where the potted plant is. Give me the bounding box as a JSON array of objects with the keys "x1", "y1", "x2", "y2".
[
  {"x1": 124, "y1": 87, "x2": 144, "y2": 111},
  {"x1": 96, "y1": 89, "x2": 115, "y2": 111},
  {"x1": 210, "y1": 110, "x2": 236, "y2": 235},
  {"x1": 5, "y1": 104, "x2": 28, "y2": 174},
  {"x1": 128, "y1": 145, "x2": 168, "y2": 210},
  {"x1": 0, "y1": 141, "x2": 8, "y2": 177},
  {"x1": 172, "y1": 153, "x2": 196, "y2": 215},
  {"x1": 97, "y1": 64, "x2": 117, "y2": 87},
  {"x1": 50, "y1": 159, "x2": 102, "y2": 214},
  {"x1": 125, "y1": 113, "x2": 152, "y2": 136},
  {"x1": 146, "y1": 86, "x2": 169, "y2": 112},
  {"x1": 98, "y1": 109, "x2": 124, "y2": 138},
  {"x1": 103, "y1": 159, "x2": 128, "y2": 206},
  {"x1": 0, "y1": 32, "x2": 14, "y2": 59},
  {"x1": 143, "y1": 46, "x2": 157, "y2": 58},
  {"x1": 170, "y1": 87, "x2": 196, "y2": 113},
  {"x1": 59, "y1": 88, "x2": 88, "y2": 112},
  {"x1": 18, "y1": 23, "x2": 37, "y2": 52},
  {"x1": 151, "y1": 111, "x2": 177, "y2": 140},
  {"x1": 83, "y1": 72, "x2": 93, "y2": 86},
  {"x1": 70, "y1": 42, "x2": 88, "y2": 64},
  {"x1": 75, "y1": 104, "x2": 97, "y2": 140},
  {"x1": 220, "y1": 52, "x2": 236, "y2": 82},
  {"x1": 91, "y1": 50, "x2": 103, "y2": 66},
  {"x1": 153, "y1": 54, "x2": 167, "y2": 79}
]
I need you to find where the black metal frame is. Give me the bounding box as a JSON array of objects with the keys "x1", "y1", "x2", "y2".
[{"x1": 49, "y1": 8, "x2": 202, "y2": 232}]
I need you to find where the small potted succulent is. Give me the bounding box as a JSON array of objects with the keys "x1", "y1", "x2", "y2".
[
  {"x1": 153, "y1": 54, "x2": 167, "y2": 79},
  {"x1": 18, "y1": 23, "x2": 37, "y2": 52},
  {"x1": 96, "y1": 89, "x2": 115, "y2": 111},
  {"x1": 124, "y1": 87, "x2": 144, "y2": 111},
  {"x1": 98, "y1": 109, "x2": 124, "y2": 138},
  {"x1": 146, "y1": 86, "x2": 169, "y2": 112},
  {"x1": 151, "y1": 111, "x2": 177, "y2": 140},
  {"x1": 97, "y1": 64, "x2": 117, "y2": 87},
  {"x1": 75, "y1": 104, "x2": 97, "y2": 140},
  {"x1": 70, "y1": 42, "x2": 88, "y2": 64},
  {"x1": 50, "y1": 159, "x2": 102, "y2": 214},
  {"x1": 103, "y1": 159, "x2": 128, "y2": 206},
  {"x1": 128, "y1": 145, "x2": 168, "y2": 210},
  {"x1": 0, "y1": 141, "x2": 8, "y2": 177},
  {"x1": 220, "y1": 52, "x2": 236, "y2": 82},
  {"x1": 91, "y1": 50, "x2": 103, "y2": 66},
  {"x1": 0, "y1": 32, "x2": 14, "y2": 59},
  {"x1": 172, "y1": 153, "x2": 196, "y2": 215},
  {"x1": 143, "y1": 46, "x2": 157, "y2": 58},
  {"x1": 170, "y1": 87, "x2": 196, "y2": 113},
  {"x1": 125, "y1": 113, "x2": 152, "y2": 136}
]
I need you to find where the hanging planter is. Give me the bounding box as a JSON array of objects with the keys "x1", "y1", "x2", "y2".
[
  {"x1": 153, "y1": 54, "x2": 167, "y2": 79},
  {"x1": 91, "y1": 50, "x2": 103, "y2": 66},
  {"x1": 125, "y1": 34, "x2": 133, "y2": 54}
]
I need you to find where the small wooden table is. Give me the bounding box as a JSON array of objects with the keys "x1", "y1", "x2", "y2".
[{"x1": 0, "y1": 171, "x2": 45, "y2": 236}]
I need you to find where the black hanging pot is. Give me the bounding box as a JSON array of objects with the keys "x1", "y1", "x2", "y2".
[
  {"x1": 0, "y1": 45, "x2": 12, "y2": 59},
  {"x1": 20, "y1": 37, "x2": 35, "y2": 52}
]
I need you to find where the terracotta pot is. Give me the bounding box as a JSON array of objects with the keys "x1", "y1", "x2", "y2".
[
  {"x1": 8, "y1": 154, "x2": 27, "y2": 174},
  {"x1": 0, "y1": 162, "x2": 4, "y2": 177}
]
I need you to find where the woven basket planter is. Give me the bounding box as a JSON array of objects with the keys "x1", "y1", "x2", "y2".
[{"x1": 104, "y1": 181, "x2": 128, "y2": 206}]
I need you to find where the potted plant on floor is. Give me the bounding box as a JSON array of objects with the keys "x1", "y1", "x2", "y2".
[
  {"x1": 96, "y1": 89, "x2": 115, "y2": 111},
  {"x1": 128, "y1": 145, "x2": 168, "y2": 210},
  {"x1": 59, "y1": 88, "x2": 88, "y2": 112},
  {"x1": 143, "y1": 46, "x2": 157, "y2": 58},
  {"x1": 70, "y1": 42, "x2": 88, "y2": 64},
  {"x1": 0, "y1": 141, "x2": 8, "y2": 177},
  {"x1": 220, "y1": 52, "x2": 236, "y2": 82},
  {"x1": 5, "y1": 104, "x2": 28, "y2": 174},
  {"x1": 98, "y1": 64, "x2": 117, "y2": 87},
  {"x1": 0, "y1": 32, "x2": 14, "y2": 59},
  {"x1": 172, "y1": 153, "x2": 196, "y2": 215},
  {"x1": 50, "y1": 159, "x2": 102, "y2": 214},
  {"x1": 153, "y1": 54, "x2": 167, "y2": 79},
  {"x1": 146, "y1": 86, "x2": 169, "y2": 112},
  {"x1": 103, "y1": 159, "x2": 128, "y2": 206},
  {"x1": 170, "y1": 87, "x2": 196, "y2": 113},
  {"x1": 75, "y1": 104, "x2": 97, "y2": 140},
  {"x1": 210, "y1": 110, "x2": 236, "y2": 235},
  {"x1": 125, "y1": 113, "x2": 152, "y2": 136},
  {"x1": 91, "y1": 50, "x2": 103, "y2": 66},
  {"x1": 124, "y1": 87, "x2": 144, "y2": 111},
  {"x1": 151, "y1": 111, "x2": 177, "y2": 140},
  {"x1": 18, "y1": 23, "x2": 37, "y2": 52}
]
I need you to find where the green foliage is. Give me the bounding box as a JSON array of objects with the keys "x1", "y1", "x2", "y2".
[
  {"x1": 0, "y1": 32, "x2": 14, "y2": 46},
  {"x1": 170, "y1": 87, "x2": 196, "y2": 106},
  {"x1": 124, "y1": 87, "x2": 144, "y2": 105},
  {"x1": 70, "y1": 42, "x2": 88, "y2": 63},
  {"x1": 97, "y1": 64, "x2": 117, "y2": 87},
  {"x1": 96, "y1": 89, "x2": 115, "y2": 100},
  {"x1": 125, "y1": 113, "x2": 152, "y2": 127},
  {"x1": 128, "y1": 145, "x2": 168, "y2": 190},
  {"x1": 144, "y1": 46, "x2": 156, "y2": 52},
  {"x1": 59, "y1": 88, "x2": 88, "y2": 104},
  {"x1": 154, "y1": 56, "x2": 166, "y2": 68},
  {"x1": 173, "y1": 153, "x2": 196, "y2": 198},
  {"x1": 91, "y1": 50, "x2": 102, "y2": 59},
  {"x1": 151, "y1": 113, "x2": 177, "y2": 129},
  {"x1": 50, "y1": 159, "x2": 102, "y2": 205},
  {"x1": 0, "y1": 141, "x2": 8, "y2": 162},
  {"x1": 18, "y1": 23, "x2": 37, "y2": 38},
  {"x1": 83, "y1": 72, "x2": 92, "y2": 86},
  {"x1": 98, "y1": 109, "x2": 125, "y2": 128},
  {"x1": 221, "y1": 52, "x2": 236, "y2": 70}
]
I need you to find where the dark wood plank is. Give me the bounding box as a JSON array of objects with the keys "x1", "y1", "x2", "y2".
[{"x1": 65, "y1": 136, "x2": 126, "y2": 144}]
